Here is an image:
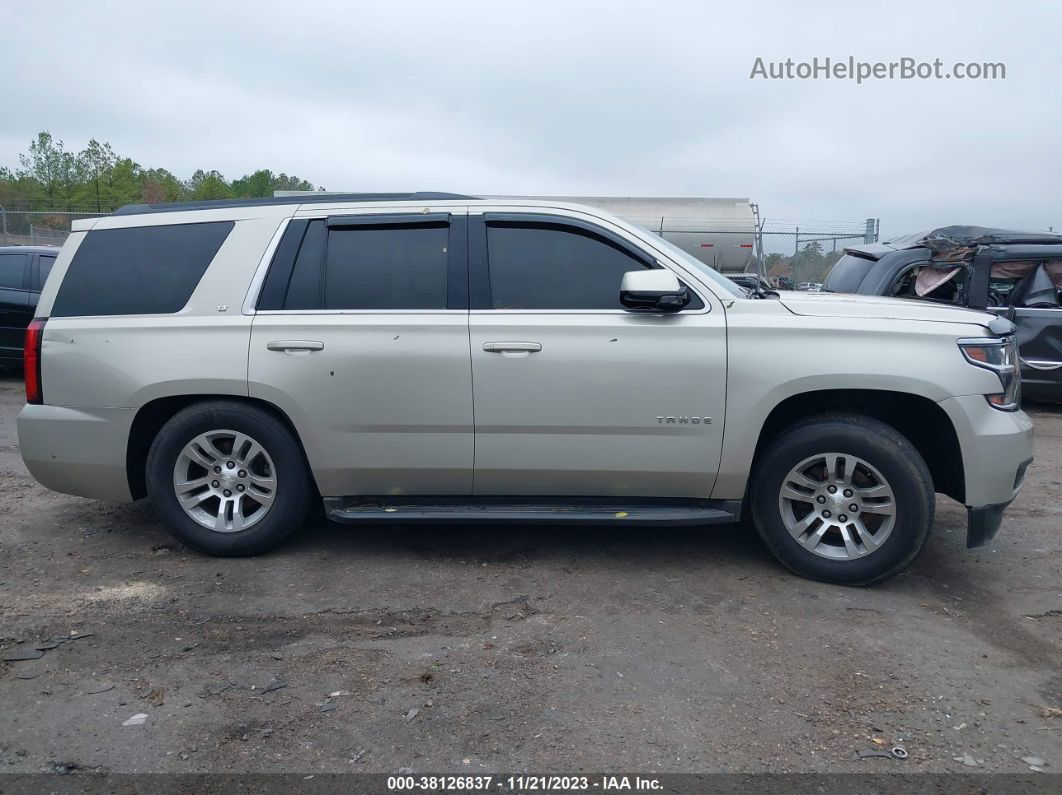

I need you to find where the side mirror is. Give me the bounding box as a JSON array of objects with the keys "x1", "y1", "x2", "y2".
[{"x1": 620, "y1": 269, "x2": 690, "y2": 313}]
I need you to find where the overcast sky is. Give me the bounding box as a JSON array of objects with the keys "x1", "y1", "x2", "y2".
[{"x1": 3, "y1": 0, "x2": 1059, "y2": 235}]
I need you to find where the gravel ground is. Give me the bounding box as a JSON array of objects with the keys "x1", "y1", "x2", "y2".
[{"x1": 0, "y1": 372, "x2": 1059, "y2": 776}]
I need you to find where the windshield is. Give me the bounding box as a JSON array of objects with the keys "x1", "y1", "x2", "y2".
[{"x1": 642, "y1": 232, "x2": 746, "y2": 298}]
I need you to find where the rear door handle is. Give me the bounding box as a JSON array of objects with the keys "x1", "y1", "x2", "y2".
[
  {"x1": 266, "y1": 340, "x2": 325, "y2": 352},
  {"x1": 483, "y1": 341, "x2": 542, "y2": 353}
]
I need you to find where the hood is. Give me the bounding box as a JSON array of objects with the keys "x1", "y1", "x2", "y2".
[{"x1": 775, "y1": 291, "x2": 997, "y2": 327}]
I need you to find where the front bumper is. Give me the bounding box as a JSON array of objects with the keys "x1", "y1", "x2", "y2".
[{"x1": 937, "y1": 394, "x2": 1034, "y2": 548}]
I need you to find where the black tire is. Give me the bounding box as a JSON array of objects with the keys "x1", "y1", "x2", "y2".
[
  {"x1": 750, "y1": 413, "x2": 934, "y2": 586},
  {"x1": 146, "y1": 400, "x2": 315, "y2": 556}
]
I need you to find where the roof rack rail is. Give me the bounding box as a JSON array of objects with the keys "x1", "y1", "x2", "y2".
[{"x1": 113, "y1": 192, "x2": 478, "y2": 216}]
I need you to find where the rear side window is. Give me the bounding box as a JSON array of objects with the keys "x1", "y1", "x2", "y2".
[
  {"x1": 51, "y1": 222, "x2": 233, "y2": 317},
  {"x1": 37, "y1": 256, "x2": 56, "y2": 290},
  {"x1": 325, "y1": 223, "x2": 448, "y2": 310},
  {"x1": 0, "y1": 253, "x2": 28, "y2": 289},
  {"x1": 258, "y1": 217, "x2": 452, "y2": 311}
]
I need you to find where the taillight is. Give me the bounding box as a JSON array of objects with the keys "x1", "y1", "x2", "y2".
[{"x1": 24, "y1": 318, "x2": 46, "y2": 404}]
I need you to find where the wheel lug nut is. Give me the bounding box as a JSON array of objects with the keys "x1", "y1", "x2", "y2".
[
  {"x1": 822, "y1": 510, "x2": 831, "y2": 518},
  {"x1": 816, "y1": 496, "x2": 826, "y2": 504},
  {"x1": 223, "y1": 489, "x2": 232, "y2": 497},
  {"x1": 211, "y1": 480, "x2": 220, "y2": 488},
  {"x1": 838, "y1": 514, "x2": 848, "y2": 522},
  {"x1": 226, "y1": 461, "x2": 235, "y2": 469},
  {"x1": 843, "y1": 489, "x2": 853, "y2": 498},
  {"x1": 849, "y1": 504, "x2": 859, "y2": 512},
  {"x1": 237, "y1": 484, "x2": 245, "y2": 492},
  {"x1": 827, "y1": 485, "x2": 837, "y2": 494},
  {"x1": 213, "y1": 466, "x2": 221, "y2": 474},
  {"x1": 238, "y1": 470, "x2": 246, "y2": 478}
]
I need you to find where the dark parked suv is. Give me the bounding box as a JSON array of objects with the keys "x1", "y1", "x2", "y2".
[
  {"x1": 0, "y1": 245, "x2": 58, "y2": 366},
  {"x1": 824, "y1": 226, "x2": 1062, "y2": 402}
]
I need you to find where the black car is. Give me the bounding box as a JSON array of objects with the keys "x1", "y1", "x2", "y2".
[
  {"x1": 728, "y1": 272, "x2": 773, "y2": 294},
  {"x1": 0, "y1": 246, "x2": 58, "y2": 366},
  {"x1": 824, "y1": 226, "x2": 1062, "y2": 401}
]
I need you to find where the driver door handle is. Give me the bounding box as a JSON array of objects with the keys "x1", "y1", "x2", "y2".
[{"x1": 483, "y1": 341, "x2": 542, "y2": 353}]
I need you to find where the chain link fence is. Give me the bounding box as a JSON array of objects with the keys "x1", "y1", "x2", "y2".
[
  {"x1": 758, "y1": 219, "x2": 879, "y2": 288},
  {"x1": 0, "y1": 209, "x2": 108, "y2": 247}
]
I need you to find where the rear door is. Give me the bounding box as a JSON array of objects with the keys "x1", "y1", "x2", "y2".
[
  {"x1": 467, "y1": 210, "x2": 727, "y2": 497},
  {"x1": 0, "y1": 252, "x2": 32, "y2": 359},
  {"x1": 248, "y1": 211, "x2": 474, "y2": 497}
]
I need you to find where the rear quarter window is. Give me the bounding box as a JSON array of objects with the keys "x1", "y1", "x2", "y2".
[
  {"x1": 51, "y1": 222, "x2": 233, "y2": 317},
  {"x1": 823, "y1": 253, "x2": 876, "y2": 293}
]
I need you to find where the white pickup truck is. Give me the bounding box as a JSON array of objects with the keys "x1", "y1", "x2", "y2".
[{"x1": 17, "y1": 193, "x2": 1033, "y2": 585}]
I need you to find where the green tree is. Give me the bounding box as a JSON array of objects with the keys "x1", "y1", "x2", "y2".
[
  {"x1": 18, "y1": 132, "x2": 81, "y2": 208},
  {"x1": 186, "y1": 169, "x2": 233, "y2": 200},
  {"x1": 231, "y1": 169, "x2": 315, "y2": 197},
  {"x1": 78, "y1": 139, "x2": 118, "y2": 212},
  {"x1": 1, "y1": 131, "x2": 317, "y2": 211},
  {"x1": 139, "y1": 168, "x2": 185, "y2": 204}
]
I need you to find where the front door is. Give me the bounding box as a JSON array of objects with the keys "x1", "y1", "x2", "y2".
[
  {"x1": 249, "y1": 212, "x2": 473, "y2": 497},
  {"x1": 467, "y1": 212, "x2": 727, "y2": 497}
]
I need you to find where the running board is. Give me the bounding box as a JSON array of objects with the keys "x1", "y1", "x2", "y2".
[{"x1": 324, "y1": 497, "x2": 741, "y2": 526}]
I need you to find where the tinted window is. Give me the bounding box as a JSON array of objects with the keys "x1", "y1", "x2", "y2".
[
  {"x1": 286, "y1": 220, "x2": 326, "y2": 309},
  {"x1": 0, "y1": 253, "x2": 28, "y2": 289},
  {"x1": 823, "y1": 253, "x2": 876, "y2": 293},
  {"x1": 37, "y1": 256, "x2": 56, "y2": 290},
  {"x1": 52, "y1": 222, "x2": 233, "y2": 317},
  {"x1": 324, "y1": 223, "x2": 448, "y2": 310},
  {"x1": 487, "y1": 222, "x2": 653, "y2": 310}
]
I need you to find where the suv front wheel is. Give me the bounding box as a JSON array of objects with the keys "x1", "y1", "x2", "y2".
[
  {"x1": 751, "y1": 413, "x2": 934, "y2": 586},
  {"x1": 146, "y1": 400, "x2": 314, "y2": 556}
]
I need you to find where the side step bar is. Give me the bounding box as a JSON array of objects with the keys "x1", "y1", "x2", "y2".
[{"x1": 324, "y1": 497, "x2": 742, "y2": 526}]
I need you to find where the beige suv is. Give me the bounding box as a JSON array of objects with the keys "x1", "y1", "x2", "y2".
[{"x1": 17, "y1": 193, "x2": 1034, "y2": 585}]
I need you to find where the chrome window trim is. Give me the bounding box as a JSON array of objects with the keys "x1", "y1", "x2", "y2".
[
  {"x1": 253, "y1": 309, "x2": 468, "y2": 316},
  {"x1": 1012, "y1": 306, "x2": 1062, "y2": 314},
  {"x1": 469, "y1": 307, "x2": 709, "y2": 316}
]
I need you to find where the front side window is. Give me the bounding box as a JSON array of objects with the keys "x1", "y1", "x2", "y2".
[
  {"x1": 0, "y1": 253, "x2": 29, "y2": 289},
  {"x1": 486, "y1": 222, "x2": 653, "y2": 310},
  {"x1": 51, "y1": 222, "x2": 233, "y2": 317}
]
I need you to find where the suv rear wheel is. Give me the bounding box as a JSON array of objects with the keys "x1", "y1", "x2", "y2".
[
  {"x1": 751, "y1": 413, "x2": 934, "y2": 586},
  {"x1": 146, "y1": 401, "x2": 314, "y2": 556}
]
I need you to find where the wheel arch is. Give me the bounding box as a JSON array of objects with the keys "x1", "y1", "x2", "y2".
[
  {"x1": 750, "y1": 389, "x2": 965, "y2": 503},
  {"x1": 126, "y1": 394, "x2": 317, "y2": 500}
]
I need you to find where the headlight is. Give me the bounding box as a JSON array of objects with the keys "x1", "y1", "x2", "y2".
[{"x1": 957, "y1": 336, "x2": 1021, "y2": 411}]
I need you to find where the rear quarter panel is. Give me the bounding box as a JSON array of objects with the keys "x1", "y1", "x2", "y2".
[{"x1": 38, "y1": 211, "x2": 288, "y2": 409}]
